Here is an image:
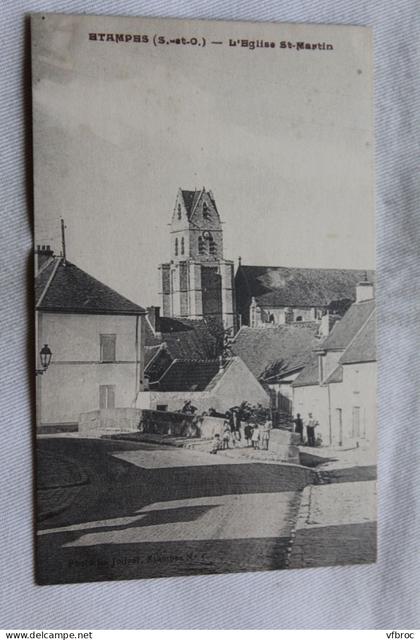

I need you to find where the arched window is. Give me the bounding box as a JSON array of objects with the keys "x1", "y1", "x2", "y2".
[
  {"x1": 203, "y1": 202, "x2": 210, "y2": 219},
  {"x1": 209, "y1": 238, "x2": 217, "y2": 254},
  {"x1": 181, "y1": 237, "x2": 185, "y2": 255},
  {"x1": 177, "y1": 204, "x2": 182, "y2": 219},
  {"x1": 175, "y1": 237, "x2": 178, "y2": 256},
  {"x1": 198, "y1": 236, "x2": 205, "y2": 254}
]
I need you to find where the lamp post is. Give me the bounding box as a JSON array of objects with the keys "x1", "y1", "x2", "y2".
[{"x1": 36, "y1": 344, "x2": 52, "y2": 375}]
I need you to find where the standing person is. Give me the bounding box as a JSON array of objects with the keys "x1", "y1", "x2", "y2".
[
  {"x1": 244, "y1": 422, "x2": 252, "y2": 446},
  {"x1": 261, "y1": 419, "x2": 272, "y2": 450},
  {"x1": 293, "y1": 413, "x2": 304, "y2": 444},
  {"x1": 306, "y1": 413, "x2": 319, "y2": 447},
  {"x1": 251, "y1": 423, "x2": 260, "y2": 449},
  {"x1": 222, "y1": 420, "x2": 231, "y2": 449},
  {"x1": 234, "y1": 408, "x2": 242, "y2": 442}
]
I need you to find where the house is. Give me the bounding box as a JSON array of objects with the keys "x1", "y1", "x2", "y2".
[
  {"x1": 159, "y1": 187, "x2": 236, "y2": 331},
  {"x1": 35, "y1": 246, "x2": 146, "y2": 430},
  {"x1": 292, "y1": 280, "x2": 376, "y2": 447},
  {"x1": 137, "y1": 306, "x2": 269, "y2": 413},
  {"x1": 231, "y1": 322, "x2": 321, "y2": 420},
  {"x1": 235, "y1": 263, "x2": 375, "y2": 327},
  {"x1": 137, "y1": 355, "x2": 270, "y2": 414}
]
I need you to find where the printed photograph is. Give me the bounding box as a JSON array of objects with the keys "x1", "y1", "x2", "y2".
[{"x1": 32, "y1": 13, "x2": 376, "y2": 583}]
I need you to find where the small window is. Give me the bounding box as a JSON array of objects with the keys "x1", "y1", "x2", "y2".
[
  {"x1": 203, "y1": 202, "x2": 210, "y2": 218},
  {"x1": 156, "y1": 404, "x2": 168, "y2": 412},
  {"x1": 209, "y1": 240, "x2": 217, "y2": 254},
  {"x1": 175, "y1": 237, "x2": 178, "y2": 256},
  {"x1": 181, "y1": 237, "x2": 185, "y2": 255},
  {"x1": 100, "y1": 334, "x2": 116, "y2": 362},
  {"x1": 198, "y1": 236, "x2": 205, "y2": 254},
  {"x1": 177, "y1": 204, "x2": 182, "y2": 219},
  {"x1": 296, "y1": 316, "x2": 303, "y2": 322},
  {"x1": 99, "y1": 385, "x2": 115, "y2": 409}
]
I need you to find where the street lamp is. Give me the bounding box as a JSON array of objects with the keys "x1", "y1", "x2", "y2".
[{"x1": 36, "y1": 344, "x2": 52, "y2": 375}]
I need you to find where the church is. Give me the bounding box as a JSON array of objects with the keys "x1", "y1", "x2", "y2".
[{"x1": 158, "y1": 187, "x2": 374, "y2": 333}]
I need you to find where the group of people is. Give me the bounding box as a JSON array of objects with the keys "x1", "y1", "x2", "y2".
[
  {"x1": 210, "y1": 404, "x2": 273, "y2": 454},
  {"x1": 293, "y1": 412, "x2": 320, "y2": 447}
]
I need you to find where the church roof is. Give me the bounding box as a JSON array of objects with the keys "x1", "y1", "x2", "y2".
[
  {"x1": 179, "y1": 187, "x2": 218, "y2": 220},
  {"x1": 180, "y1": 190, "x2": 202, "y2": 219},
  {"x1": 236, "y1": 265, "x2": 375, "y2": 308},
  {"x1": 36, "y1": 257, "x2": 145, "y2": 315},
  {"x1": 231, "y1": 323, "x2": 320, "y2": 381}
]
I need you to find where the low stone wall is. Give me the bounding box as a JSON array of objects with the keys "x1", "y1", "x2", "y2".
[{"x1": 79, "y1": 408, "x2": 143, "y2": 437}]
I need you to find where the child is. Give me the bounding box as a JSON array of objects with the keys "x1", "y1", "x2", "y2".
[
  {"x1": 210, "y1": 433, "x2": 220, "y2": 454},
  {"x1": 222, "y1": 423, "x2": 231, "y2": 449},
  {"x1": 251, "y1": 424, "x2": 260, "y2": 449}
]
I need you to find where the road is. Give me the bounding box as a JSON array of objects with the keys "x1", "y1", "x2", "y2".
[{"x1": 36, "y1": 437, "x2": 310, "y2": 584}]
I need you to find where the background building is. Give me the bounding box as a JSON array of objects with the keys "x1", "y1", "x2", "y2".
[{"x1": 235, "y1": 264, "x2": 375, "y2": 327}]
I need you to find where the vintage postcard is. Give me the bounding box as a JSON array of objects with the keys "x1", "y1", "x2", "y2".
[{"x1": 33, "y1": 13, "x2": 376, "y2": 584}]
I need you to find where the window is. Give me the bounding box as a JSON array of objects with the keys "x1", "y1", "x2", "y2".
[
  {"x1": 175, "y1": 237, "x2": 178, "y2": 256},
  {"x1": 177, "y1": 203, "x2": 182, "y2": 219},
  {"x1": 156, "y1": 404, "x2": 168, "y2": 412},
  {"x1": 198, "y1": 236, "x2": 205, "y2": 254},
  {"x1": 99, "y1": 385, "x2": 115, "y2": 409},
  {"x1": 100, "y1": 334, "x2": 116, "y2": 362},
  {"x1": 203, "y1": 202, "x2": 210, "y2": 218},
  {"x1": 181, "y1": 237, "x2": 185, "y2": 255},
  {"x1": 209, "y1": 239, "x2": 217, "y2": 254},
  {"x1": 296, "y1": 315, "x2": 303, "y2": 322}
]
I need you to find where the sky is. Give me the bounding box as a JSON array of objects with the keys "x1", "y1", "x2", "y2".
[{"x1": 32, "y1": 13, "x2": 375, "y2": 307}]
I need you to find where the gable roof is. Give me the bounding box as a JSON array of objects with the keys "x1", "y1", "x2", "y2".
[
  {"x1": 150, "y1": 359, "x2": 220, "y2": 392},
  {"x1": 320, "y1": 299, "x2": 375, "y2": 351},
  {"x1": 291, "y1": 354, "x2": 319, "y2": 387},
  {"x1": 236, "y1": 265, "x2": 375, "y2": 308},
  {"x1": 292, "y1": 300, "x2": 376, "y2": 387},
  {"x1": 36, "y1": 257, "x2": 145, "y2": 315},
  {"x1": 145, "y1": 316, "x2": 218, "y2": 360},
  {"x1": 340, "y1": 310, "x2": 376, "y2": 364},
  {"x1": 231, "y1": 323, "x2": 320, "y2": 381}
]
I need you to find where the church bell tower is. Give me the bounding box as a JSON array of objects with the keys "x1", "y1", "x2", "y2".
[{"x1": 159, "y1": 187, "x2": 235, "y2": 331}]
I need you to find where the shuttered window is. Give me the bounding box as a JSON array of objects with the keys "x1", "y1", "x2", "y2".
[{"x1": 100, "y1": 334, "x2": 116, "y2": 362}]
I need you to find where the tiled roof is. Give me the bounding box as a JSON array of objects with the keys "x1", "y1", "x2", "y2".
[
  {"x1": 340, "y1": 310, "x2": 376, "y2": 364},
  {"x1": 145, "y1": 316, "x2": 218, "y2": 360},
  {"x1": 320, "y1": 300, "x2": 375, "y2": 351},
  {"x1": 150, "y1": 359, "x2": 220, "y2": 391},
  {"x1": 36, "y1": 258, "x2": 145, "y2": 315},
  {"x1": 236, "y1": 265, "x2": 375, "y2": 308},
  {"x1": 324, "y1": 365, "x2": 343, "y2": 384},
  {"x1": 231, "y1": 323, "x2": 320, "y2": 381},
  {"x1": 292, "y1": 300, "x2": 376, "y2": 387}
]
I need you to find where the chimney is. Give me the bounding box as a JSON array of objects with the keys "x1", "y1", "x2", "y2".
[
  {"x1": 319, "y1": 311, "x2": 341, "y2": 337},
  {"x1": 356, "y1": 279, "x2": 374, "y2": 303},
  {"x1": 147, "y1": 306, "x2": 160, "y2": 332},
  {"x1": 35, "y1": 244, "x2": 54, "y2": 274}
]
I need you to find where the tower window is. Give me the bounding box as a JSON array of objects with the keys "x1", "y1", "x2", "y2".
[
  {"x1": 175, "y1": 237, "x2": 178, "y2": 256},
  {"x1": 203, "y1": 202, "x2": 210, "y2": 219},
  {"x1": 198, "y1": 236, "x2": 205, "y2": 254},
  {"x1": 177, "y1": 204, "x2": 182, "y2": 219},
  {"x1": 209, "y1": 239, "x2": 217, "y2": 254},
  {"x1": 181, "y1": 237, "x2": 185, "y2": 255}
]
